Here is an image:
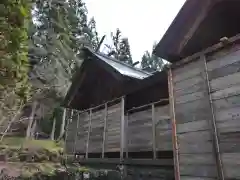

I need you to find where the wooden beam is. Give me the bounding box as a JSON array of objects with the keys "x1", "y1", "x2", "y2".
[
  {"x1": 73, "y1": 111, "x2": 80, "y2": 155},
  {"x1": 86, "y1": 109, "x2": 92, "y2": 159},
  {"x1": 152, "y1": 104, "x2": 157, "y2": 159},
  {"x1": 120, "y1": 97, "x2": 125, "y2": 161},
  {"x1": 168, "y1": 68, "x2": 180, "y2": 180},
  {"x1": 101, "y1": 103, "x2": 107, "y2": 158},
  {"x1": 172, "y1": 33, "x2": 240, "y2": 69}
]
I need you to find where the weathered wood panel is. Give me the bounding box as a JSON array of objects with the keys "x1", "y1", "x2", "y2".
[
  {"x1": 208, "y1": 60, "x2": 240, "y2": 80},
  {"x1": 174, "y1": 74, "x2": 206, "y2": 92},
  {"x1": 172, "y1": 58, "x2": 218, "y2": 179},
  {"x1": 214, "y1": 106, "x2": 240, "y2": 122},
  {"x1": 180, "y1": 177, "x2": 215, "y2": 180},
  {"x1": 213, "y1": 91, "x2": 240, "y2": 109},
  {"x1": 210, "y1": 72, "x2": 240, "y2": 92},
  {"x1": 179, "y1": 165, "x2": 217, "y2": 178},
  {"x1": 179, "y1": 154, "x2": 215, "y2": 165},
  {"x1": 173, "y1": 58, "x2": 202, "y2": 81},
  {"x1": 207, "y1": 47, "x2": 240, "y2": 71},
  {"x1": 175, "y1": 91, "x2": 207, "y2": 104},
  {"x1": 179, "y1": 141, "x2": 214, "y2": 154},
  {"x1": 128, "y1": 108, "x2": 152, "y2": 152},
  {"x1": 175, "y1": 99, "x2": 212, "y2": 124},
  {"x1": 75, "y1": 112, "x2": 89, "y2": 153},
  {"x1": 105, "y1": 102, "x2": 121, "y2": 152},
  {"x1": 174, "y1": 81, "x2": 206, "y2": 97},
  {"x1": 155, "y1": 105, "x2": 172, "y2": 151},
  {"x1": 177, "y1": 120, "x2": 210, "y2": 134}
]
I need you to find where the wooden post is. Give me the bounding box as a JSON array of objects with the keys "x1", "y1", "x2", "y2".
[
  {"x1": 125, "y1": 113, "x2": 129, "y2": 159},
  {"x1": 152, "y1": 104, "x2": 157, "y2": 159},
  {"x1": 120, "y1": 97, "x2": 125, "y2": 160},
  {"x1": 86, "y1": 109, "x2": 92, "y2": 159},
  {"x1": 168, "y1": 68, "x2": 180, "y2": 180},
  {"x1": 203, "y1": 55, "x2": 225, "y2": 180},
  {"x1": 102, "y1": 103, "x2": 108, "y2": 158},
  {"x1": 74, "y1": 112, "x2": 80, "y2": 155},
  {"x1": 64, "y1": 109, "x2": 70, "y2": 154}
]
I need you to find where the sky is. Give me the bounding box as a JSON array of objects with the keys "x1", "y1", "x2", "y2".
[{"x1": 85, "y1": 0, "x2": 186, "y2": 62}]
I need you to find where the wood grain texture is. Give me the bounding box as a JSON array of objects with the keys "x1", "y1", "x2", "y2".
[
  {"x1": 221, "y1": 153, "x2": 240, "y2": 165},
  {"x1": 213, "y1": 92, "x2": 240, "y2": 110},
  {"x1": 180, "y1": 165, "x2": 217, "y2": 177},
  {"x1": 208, "y1": 60, "x2": 240, "y2": 80},
  {"x1": 220, "y1": 142, "x2": 240, "y2": 153},
  {"x1": 178, "y1": 130, "x2": 212, "y2": 143},
  {"x1": 173, "y1": 59, "x2": 202, "y2": 79},
  {"x1": 175, "y1": 91, "x2": 207, "y2": 104},
  {"x1": 175, "y1": 100, "x2": 212, "y2": 124},
  {"x1": 207, "y1": 48, "x2": 240, "y2": 71},
  {"x1": 174, "y1": 74, "x2": 206, "y2": 92},
  {"x1": 177, "y1": 120, "x2": 210, "y2": 133},
  {"x1": 179, "y1": 141, "x2": 214, "y2": 154},
  {"x1": 224, "y1": 166, "x2": 240, "y2": 179},
  {"x1": 210, "y1": 72, "x2": 240, "y2": 92},
  {"x1": 180, "y1": 177, "x2": 215, "y2": 180},
  {"x1": 179, "y1": 154, "x2": 215, "y2": 165},
  {"x1": 174, "y1": 81, "x2": 206, "y2": 97},
  {"x1": 215, "y1": 106, "x2": 240, "y2": 122}
]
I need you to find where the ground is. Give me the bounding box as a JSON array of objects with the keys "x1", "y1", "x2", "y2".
[{"x1": 0, "y1": 137, "x2": 65, "y2": 178}]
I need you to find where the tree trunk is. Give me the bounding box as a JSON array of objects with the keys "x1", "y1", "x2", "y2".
[
  {"x1": 26, "y1": 101, "x2": 37, "y2": 139},
  {"x1": 58, "y1": 108, "x2": 66, "y2": 140},
  {"x1": 30, "y1": 118, "x2": 37, "y2": 139},
  {"x1": 50, "y1": 118, "x2": 56, "y2": 140}
]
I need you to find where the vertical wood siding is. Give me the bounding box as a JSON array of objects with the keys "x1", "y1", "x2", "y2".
[
  {"x1": 172, "y1": 43, "x2": 240, "y2": 180},
  {"x1": 172, "y1": 58, "x2": 218, "y2": 179},
  {"x1": 207, "y1": 44, "x2": 240, "y2": 180}
]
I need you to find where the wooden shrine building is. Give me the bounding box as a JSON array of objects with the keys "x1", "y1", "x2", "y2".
[
  {"x1": 154, "y1": 0, "x2": 240, "y2": 180},
  {"x1": 63, "y1": 46, "x2": 173, "y2": 176}
]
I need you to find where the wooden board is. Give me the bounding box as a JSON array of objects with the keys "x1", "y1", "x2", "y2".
[
  {"x1": 173, "y1": 58, "x2": 202, "y2": 80},
  {"x1": 221, "y1": 153, "x2": 240, "y2": 165},
  {"x1": 214, "y1": 106, "x2": 240, "y2": 122},
  {"x1": 207, "y1": 48, "x2": 240, "y2": 71},
  {"x1": 175, "y1": 91, "x2": 207, "y2": 105},
  {"x1": 174, "y1": 81, "x2": 206, "y2": 97},
  {"x1": 179, "y1": 141, "x2": 214, "y2": 154},
  {"x1": 174, "y1": 74, "x2": 206, "y2": 92},
  {"x1": 224, "y1": 166, "x2": 240, "y2": 179},
  {"x1": 208, "y1": 60, "x2": 240, "y2": 80},
  {"x1": 180, "y1": 177, "x2": 215, "y2": 180},
  {"x1": 179, "y1": 153, "x2": 215, "y2": 165},
  {"x1": 210, "y1": 72, "x2": 240, "y2": 92},
  {"x1": 213, "y1": 93, "x2": 240, "y2": 110},
  {"x1": 178, "y1": 130, "x2": 212, "y2": 143},
  {"x1": 219, "y1": 142, "x2": 240, "y2": 153},
  {"x1": 177, "y1": 120, "x2": 210, "y2": 133},
  {"x1": 180, "y1": 165, "x2": 217, "y2": 177}
]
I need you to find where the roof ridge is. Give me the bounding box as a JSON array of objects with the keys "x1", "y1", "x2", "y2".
[{"x1": 94, "y1": 50, "x2": 152, "y2": 76}]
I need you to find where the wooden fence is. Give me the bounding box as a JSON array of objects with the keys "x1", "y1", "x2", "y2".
[{"x1": 65, "y1": 97, "x2": 172, "y2": 160}]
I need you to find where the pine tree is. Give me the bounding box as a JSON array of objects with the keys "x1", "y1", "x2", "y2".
[
  {"x1": 107, "y1": 28, "x2": 133, "y2": 65},
  {"x1": 141, "y1": 43, "x2": 165, "y2": 72}
]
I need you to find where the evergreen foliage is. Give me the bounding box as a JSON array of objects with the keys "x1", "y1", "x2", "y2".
[
  {"x1": 107, "y1": 28, "x2": 133, "y2": 65},
  {"x1": 141, "y1": 43, "x2": 165, "y2": 72}
]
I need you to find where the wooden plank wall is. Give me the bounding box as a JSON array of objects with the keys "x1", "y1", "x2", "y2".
[
  {"x1": 65, "y1": 101, "x2": 122, "y2": 156},
  {"x1": 65, "y1": 110, "x2": 77, "y2": 154},
  {"x1": 171, "y1": 43, "x2": 240, "y2": 180},
  {"x1": 105, "y1": 102, "x2": 121, "y2": 152},
  {"x1": 127, "y1": 105, "x2": 172, "y2": 153},
  {"x1": 207, "y1": 44, "x2": 240, "y2": 180},
  {"x1": 172, "y1": 58, "x2": 218, "y2": 180},
  {"x1": 155, "y1": 105, "x2": 172, "y2": 151}
]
